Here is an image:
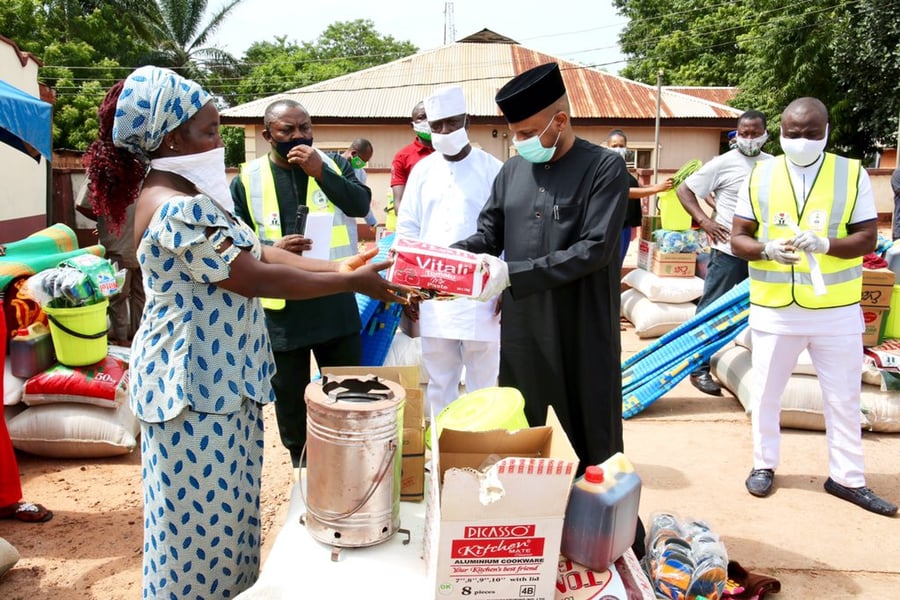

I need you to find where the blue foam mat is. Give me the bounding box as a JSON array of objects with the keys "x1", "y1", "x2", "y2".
[
  {"x1": 622, "y1": 279, "x2": 750, "y2": 418},
  {"x1": 357, "y1": 233, "x2": 402, "y2": 366}
]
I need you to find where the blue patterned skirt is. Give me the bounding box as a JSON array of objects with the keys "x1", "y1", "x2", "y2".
[{"x1": 140, "y1": 399, "x2": 265, "y2": 599}]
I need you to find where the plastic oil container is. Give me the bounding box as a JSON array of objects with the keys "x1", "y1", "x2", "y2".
[
  {"x1": 560, "y1": 452, "x2": 642, "y2": 572},
  {"x1": 10, "y1": 322, "x2": 55, "y2": 378}
]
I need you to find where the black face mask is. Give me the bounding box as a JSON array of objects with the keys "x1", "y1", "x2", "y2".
[{"x1": 275, "y1": 137, "x2": 313, "y2": 159}]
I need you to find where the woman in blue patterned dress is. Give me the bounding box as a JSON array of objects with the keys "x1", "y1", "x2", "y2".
[{"x1": 82, "y1": 66, "x2": 409, "y2": 599}]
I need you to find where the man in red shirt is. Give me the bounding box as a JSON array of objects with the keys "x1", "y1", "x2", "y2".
[{"x1": 390, "y1": 100, "x2": 434, "y2": 220}]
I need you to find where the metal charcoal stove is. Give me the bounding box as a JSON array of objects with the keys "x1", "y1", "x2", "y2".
[{"x1": 300, "y1": 374, "x2": 409, "y2": 560}]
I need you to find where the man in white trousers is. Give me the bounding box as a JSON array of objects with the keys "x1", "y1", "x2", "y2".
[
  {"x1": 731, "y1": 96, "x2": 896, "y2": 516},
  {"x1": 396, "y1": 86, "x2": 503, "y2": 415}
]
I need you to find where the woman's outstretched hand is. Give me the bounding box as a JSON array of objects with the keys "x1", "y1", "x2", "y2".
[
  {"x1": 340, "y1": 248, "x2": 412, "y2": 304},
  {"x1": 339, "y1": 247, "x2": 379, "y2": 273}
]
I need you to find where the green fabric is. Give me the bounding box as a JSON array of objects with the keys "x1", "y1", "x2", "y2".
[{"x1": 0, "y1": 224, "x2": 105, "y2": 290}]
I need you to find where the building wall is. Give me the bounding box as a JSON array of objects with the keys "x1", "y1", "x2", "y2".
[
  {"x1": 239, "y1": 123, "x2": 723, "y2": 224},
  {"x1": 0, "y1": 39, "x2": 47, "y2": 242}
]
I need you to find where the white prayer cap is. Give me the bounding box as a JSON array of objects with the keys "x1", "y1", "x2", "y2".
[{"x1": 424, "y1": 86, "x2": 467, "y2": 121}]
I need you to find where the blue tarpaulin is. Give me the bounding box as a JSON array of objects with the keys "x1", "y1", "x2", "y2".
[{"x1": 0, "y1": 79, "x2": 52, "y2": 161}]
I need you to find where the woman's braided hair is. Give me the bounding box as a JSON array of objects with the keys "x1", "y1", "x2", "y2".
[{"x1": 82, "y1": 80, "x2": 145, "y2": 234}]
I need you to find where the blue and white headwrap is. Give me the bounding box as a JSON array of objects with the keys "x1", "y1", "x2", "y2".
[{"x1": 112, "y1": 66, "x2": 211, "y2": 161}]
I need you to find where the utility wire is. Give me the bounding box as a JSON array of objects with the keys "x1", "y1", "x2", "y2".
[
  {"x1": 42, "y1": 0, "x2": 886, "y2": 99},
  {"x1": 40, "y1": 0, "x2": 838, "y2": 73}
]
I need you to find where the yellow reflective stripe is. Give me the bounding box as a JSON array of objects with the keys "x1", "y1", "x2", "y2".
[
  {"x1": 261, "y1": 297, "x2": 286, "y2": 310},
  {"x1": 242, "y1": 157, "x2": 287, "y2": 310},
  {"x1": 749, "y1": 265, "x2": 861, "y2": 286},
  {"x1": 241, "y1": 159, "x2": 283, "y2": 243},
  {"x1": 243, "y1": 152, "x2": 357, "y2": 308},
  {"x1": 307, "y1": 151, "x2": 355, "y2": 260}
]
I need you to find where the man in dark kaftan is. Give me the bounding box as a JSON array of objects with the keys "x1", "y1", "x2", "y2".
[{"x1": 454, "y1": 62, "x2": 629, "y2": 471}]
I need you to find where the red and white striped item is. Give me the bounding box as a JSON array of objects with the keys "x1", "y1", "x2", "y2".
[{"x1": 388, "y1": 237, "x2": 489, "y2": 299}]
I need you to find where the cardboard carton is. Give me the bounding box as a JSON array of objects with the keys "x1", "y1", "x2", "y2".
[
  {"x1": 555, "y1": 556, "x2": 628, "y2": 599},
  {"x1": 320, "y1": 366, "x2": 425, "y2": 501},
  {"x1": 640, "y1": 215, "x2": 662, "y2": 242},
  {"x1": 637, "y1": 240, "x2": 696, "y2": 277},
  {"x1": 425, "y1": 407, "x2": 578, "y2": 600},
  {"x1": 401, "y1": 455, "x2": 426, "y2": 502},
  {"x1": 862, "y1": 308, "x2": 888, "y2": 347},
  {"x1": 650, "y1": 250, "x2": 696, "y2": 278},
  {"x1": 861, "y1": 268, "x2": 895, "y2": 309}
]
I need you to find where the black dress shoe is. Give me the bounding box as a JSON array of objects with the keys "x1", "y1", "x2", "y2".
[
  {"x1": 824, "y1": 478, "x2": 898, "y2": 516},
  {"x1": 689, "y1": 372, "x2": 722, "y2": 396},
  {"x1": 745, "y1": 468, "x2": 774, "y2": 497}
]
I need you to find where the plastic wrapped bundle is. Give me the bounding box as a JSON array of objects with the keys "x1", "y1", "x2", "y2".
[
  {"x1": 653, "y1": 229, "x2": 709, "y2": 254},
  {"x1": 643, "y1": 512, "x2": 728, "y2": 600}
]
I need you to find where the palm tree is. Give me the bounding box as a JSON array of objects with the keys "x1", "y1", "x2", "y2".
[{"x1": 140, "y1": 0, "x2": 244, "y2": 81}]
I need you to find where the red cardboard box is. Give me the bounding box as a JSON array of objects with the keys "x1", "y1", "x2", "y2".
[{"x1": 388, "y1": 237, "x2": 488, "y2": 298}]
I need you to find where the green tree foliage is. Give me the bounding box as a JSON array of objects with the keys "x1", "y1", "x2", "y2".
[
  {"x1": 615, "y1": 0, "x2": 900, "y2": 157},
  {"x1": 614, "y1": 0, "x2": 751, "y2": 85},
  {"x1": 826, "y1": 0, "x2": 900, "y2": 154},
  {"x1": 2, "y1": 0, "x2": 243, "y2": 150},
  {"x1": 221, "y1": 125, "x2": 246, "y2": 168},
  {"x1": 225, "y1": 39, "x2": 329, "y2": 106},
  {"x1": 734, "y1": 0, "x2": 848, "y2": 147},
  {"x1": 229, "y1": 20, "x2": 418, "y2": 105},
  {"x1": 1, "y1": 1, "x2": 156, "y2": 150},
  {"x1": 6, "y1": 6, "x2": 416, "y2": 154},
  {"x1": 302, "y1": 19, "x2": 418, "y2": 72}
]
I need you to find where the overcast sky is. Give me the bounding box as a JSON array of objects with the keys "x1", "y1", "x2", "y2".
[{"x1": 208, "y1": 0, "x2": 628, "y2": 73}]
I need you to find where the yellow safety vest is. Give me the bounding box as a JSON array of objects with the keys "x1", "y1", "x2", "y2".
[
  {"x1": 747, "y1": 153, "x2": 862, "y2": 309},
  {"x1": 384, "y1": 191, "x2": 397, "y2": 232},
  {"x1": 240, "y1": 151, "x2": 354, "y2": 310}
]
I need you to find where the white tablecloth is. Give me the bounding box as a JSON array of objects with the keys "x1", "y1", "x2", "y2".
[
  {"x1": 236, "y1": 481, "x2": 655, "y2": 599},
  {"x1": 235, "y1": 482, "x2": 431, "y2": 599}
]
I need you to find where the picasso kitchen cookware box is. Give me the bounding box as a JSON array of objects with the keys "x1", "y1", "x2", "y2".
[{"x1": 424, "y1": 406, "x2": 578, "y2": 599}]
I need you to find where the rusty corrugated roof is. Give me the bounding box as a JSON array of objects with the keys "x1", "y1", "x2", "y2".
[
  {"x1": 221, "y1": 31, "x2": 741, "y2": 122},
  {"x1": 665, "y1": 86, "x2": 739, "y2": 107}
]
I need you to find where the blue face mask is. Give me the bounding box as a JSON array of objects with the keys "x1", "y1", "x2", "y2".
[
  {"x1": 513, "y1": 113, "x2": 561, "y2": 163},
  {"x1": 275, "y1": 137, "x2": 313, "y2": 159}
]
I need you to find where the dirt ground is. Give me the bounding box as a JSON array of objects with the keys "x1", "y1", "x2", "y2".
[
  {"x1": 0, "y1": 404, "x2": 293, "y2": 600},
  {"x1": 1, "y1": 324, "x2": 898, "y2": 599}
]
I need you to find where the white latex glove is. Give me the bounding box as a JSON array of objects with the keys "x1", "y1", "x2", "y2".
[
  {"x1": 476, "y1": 254, "x2": 510, "y2": 301},
  {"x1": 763, "y1": 239, "x2": 800, "y2": 265},
  {"x1": 792, "y1": 230, "x2": 830, "y2": 254}
]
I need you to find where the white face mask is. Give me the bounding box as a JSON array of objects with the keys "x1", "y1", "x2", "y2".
[
  {"x1": 779, "y1": 126, "x2": 828, "y2": 166},
  {"x1": 412, "y1": 119, "x2": 432, "y2": 141},
  {"x1": 151, "y1": 147, "x2": 234, "y2": 214},
  {"x1": 609, "y1": 146, "x2": 628, "y2": 160},
  {"x1": 735, "y1": 132, "x2": 768, "y2": 157},
  {"x1": 431, "y1": 127, "x2": 470, "y2": 156}
]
